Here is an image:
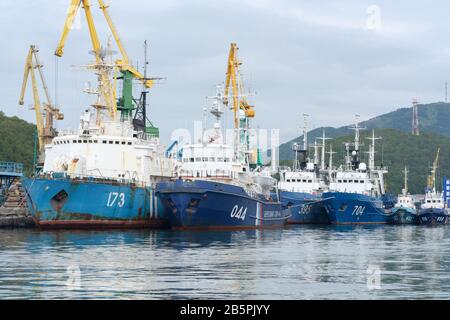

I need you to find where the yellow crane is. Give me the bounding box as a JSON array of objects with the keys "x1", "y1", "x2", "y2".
[
  {"x1": 55, "y1": 0, "x2": 153, "y2": 89},
  {"x1": 223, "y1": 43, "x2": 255, "y2": 128},
  {"x1": 428, "y1": 147, "x2": 440, "y2": 190},
  {"x1": 19, "y1": 45, "x2": 64, "y2": 156}
]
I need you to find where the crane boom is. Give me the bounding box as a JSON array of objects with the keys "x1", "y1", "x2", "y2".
[
  {"x1": 19, "y1": 46, "x2": 45, "y2": 155},
  {"x1": 428, "y1": 148, "x2": 440, "y2": 190},
  {"x1": 98, "y1": 0, "x2": 153, "y2": 88},
  {"x1": 19, "y1": 46, "x2": 64, "y2": 158},
  {"x1": 223, "y1": 43, "x2": 255, "y2": 129}
]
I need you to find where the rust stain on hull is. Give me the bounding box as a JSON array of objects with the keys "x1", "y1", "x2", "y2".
[{"x1": 32, "y1": 217, "x2": 168, "y2": 230}]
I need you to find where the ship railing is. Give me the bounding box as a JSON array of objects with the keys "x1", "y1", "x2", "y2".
[
  {"x1": 0, "y1": 162, "x2": 23, "y2": 176},
  {"x1": 38, "y1": 171, "x2": 146, "y2": 187}
]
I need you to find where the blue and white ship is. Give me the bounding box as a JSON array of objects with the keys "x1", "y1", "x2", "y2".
[
  {"x1": 418, "y1": 149, "x2": 448, "y2": 226},
  {"x1": 277, "y1": 116, "x2": 329, "y2": 224},
  {"x1": 389, "y1": 167, "x2": 418, "y2": 225},
  {"x1": 157, "y1": 69, "x2": 289, "y2": 230},
  {"x1": 322, "y1": 118, "x2": 391, "y2": 225},
  {"x1": 23, "y1": 41, "x2": 175, "y2": 229}
]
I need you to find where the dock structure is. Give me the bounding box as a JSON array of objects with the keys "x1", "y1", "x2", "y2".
[
  {"x1": 0, "y1": 162, "x2": 23, "y2": 205},
  {"x1": 0, "y1": 162, "x2": 35, "y2": 228}
]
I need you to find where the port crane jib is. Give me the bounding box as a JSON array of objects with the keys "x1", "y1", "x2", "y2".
[{"x1": 19, "y1": 45, "x2": 64, "y2": 157}]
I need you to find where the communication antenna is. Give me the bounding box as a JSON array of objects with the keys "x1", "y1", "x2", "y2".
[{"x1": 412, "y1": 99, "x2": 420, "y2": 136}]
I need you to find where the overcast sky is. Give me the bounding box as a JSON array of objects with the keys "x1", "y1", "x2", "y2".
[{"x1": 2, "y1": 0, "x2": 450, "y2": 145}]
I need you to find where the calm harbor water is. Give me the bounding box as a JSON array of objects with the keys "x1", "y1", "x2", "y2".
[{"x1": 0, "y1": 225, "x2": 449, "y2": 299}]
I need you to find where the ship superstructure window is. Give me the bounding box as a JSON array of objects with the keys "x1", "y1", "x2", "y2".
[
  {"x1": 115, "y1": 141, "x2": 119, "y2": 144},
  {"x1": 209, "y1": 157, "x2": 215, "y2": 162},
  {"x1": 128, "y1": 142, "x2": 132, "y2": 145},
  {"x1": 338, "y1": 180, "x2": 342, "y2": 183},
  {"x1": 78, "y1": 140, "x2": 82, "y2": 143},
  {"x1": 73, "y1": 140, "x2": 77, "y2": 143},
  {"x1": 217, "y1": 158, "x2": 224, "y2": 162},
  {"x1": 122, "y1": 141, "x2": 126, "y2": 145},
  {"x1": 308, "y1": 180, "x2": 312, "y2": 183},
  {"x1": 109, "y1": 141, "x2": 113, "y2": 144},
  {"x1": 190, "y1": 158, "x2": 194, "y2": 162},
  {"x1": 287, "y1": 179, "x2": 291, "y2": 182}
]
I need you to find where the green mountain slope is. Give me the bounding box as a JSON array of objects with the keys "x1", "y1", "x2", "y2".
[
  {"x1": 281, "y1": 128, "x2": 450, "y2": 195},
  {"x1": 0, "y1": 111, "x2": 36, "y2": 172},
  {"x1": 279, "y1": 102, "x2": 450, "y2": 160}
]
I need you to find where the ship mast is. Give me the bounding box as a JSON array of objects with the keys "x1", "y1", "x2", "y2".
[
  {"x1": 366, "y1": 129, "x2": 381, "y2": 171},
  {"x1": 318, "y1": 129, "x2": 331, "y2": 171},
  {"x1": 302, "y1": 113, "x2": 309, "y2": 152}
]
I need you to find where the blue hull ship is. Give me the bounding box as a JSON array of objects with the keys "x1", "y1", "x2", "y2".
[
  {"x1": 156, "y1": 180, "x2": 290, "y2": 230},
  {"x1": 418, "y1": 208, "x2": 448, "y2": 226},
  {"x1": 22, "y1": 176, "x2": 167, "y2": 229},
  {"x1": 322, "y1": 192, "x2": 390, "y2": 225},
  {"x1": 279, "y1": 191, "x2": 329, "y2": 224},
  {"x1": 389, "y1": 207, "x2": 418, "y2": 225}
]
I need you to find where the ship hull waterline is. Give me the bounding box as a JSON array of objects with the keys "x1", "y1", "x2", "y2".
[
  {"x1": 22, "y1": 177, "x2": 168, "y2": 230},
  {"x1": 322, "y1": 192, "x2": 391, "y2": 225},
  {"x1": 278, "y1": 190, "x2": 329, "y2": 225},
  {"x1": 157, "y1": 180, "x2": 290, "y2": 231}
]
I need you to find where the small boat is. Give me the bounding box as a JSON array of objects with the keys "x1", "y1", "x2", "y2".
[
  {"x1": 389, "y1": 167, "x2": 418, "y2": 224},
  {"x1": 418, "y1": 148, "x2": 449, "y2": 226},
  {"x1": 418, "y1": 190, "x2": 448, "y2": 225}
]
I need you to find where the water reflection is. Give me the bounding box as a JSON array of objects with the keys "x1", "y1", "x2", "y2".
[{"x1": 0, "y1": 225, "x2": 449, "y2": 299}]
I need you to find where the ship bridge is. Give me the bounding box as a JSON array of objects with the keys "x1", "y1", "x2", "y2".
[{"x1": 0, "y1": 162, "x2": 23, "y2": 205}]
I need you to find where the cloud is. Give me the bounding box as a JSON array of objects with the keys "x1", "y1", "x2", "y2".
[{"x1": 1, "y1": 0, "x2": 450, "y2": 144}]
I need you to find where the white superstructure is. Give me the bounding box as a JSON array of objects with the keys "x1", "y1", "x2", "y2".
[
  {"x1": 175, "y1": 86, "x2": 277, "y2": 198},
  {"x1": 42, "y1": 110, "x2": 175, "y2": 185},
  {"x1": 328, "y1": 118, "x2": 387, "y2": 198},
  {"x1": 395, "y1": 167, "x2": 415, "y2": 210},
  {"x1": 278, "y1": 116, "x2": 327, "y2": 195},
  {"x1": 421, "y1": 190, "x2": 445, "y2": 210}
]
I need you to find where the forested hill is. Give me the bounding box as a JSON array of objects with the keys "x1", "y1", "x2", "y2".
[
  {"x1": 0, "y1": 111, "x2": 35, "y2": 172},
  {"x1": 281, "y1": 128, "x2": 450, "y2": 195},
  {"x1": 279, "y1": 102, "x2": 450, "y2": 161}
]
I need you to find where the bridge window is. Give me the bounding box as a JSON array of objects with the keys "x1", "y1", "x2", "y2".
[
  {"x1": 338, "y1": 180, "x2": 342, "y2": 183},
  {"x1": 103, "y1": 140, "x2": 107, "y2": 144},
  {"x1": 308, "y1": 180, "x2": 312, "y2": 183},
  {"x1": 128, "y1": 142, "x2": 132, "y2": 145}
]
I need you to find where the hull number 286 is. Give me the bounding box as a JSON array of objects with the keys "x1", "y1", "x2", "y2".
[
  {"x1": 231, "y1": 205, "x2": 247, "y2": 221},
  {"x1": 107, "y1": 192, "x2": 125, "y2": 207}
]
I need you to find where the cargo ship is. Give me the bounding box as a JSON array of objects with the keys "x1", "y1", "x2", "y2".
[
  {"x1": 322, "y1": 119, "x2": 392, "y2": 225},
  {"x1": 388, "y1": 167, "x2": 418, "y2": 224},
  {"x1": 156, "y1": 45, "x2": 289, "y2": 230},
  {"x1": 277, "y1": 117, "x2": 329, "y2": 224}
]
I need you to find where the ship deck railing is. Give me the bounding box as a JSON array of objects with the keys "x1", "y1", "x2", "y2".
[
  {"x1": 36, "y1": 172, "x2": 149, "y2": 187},
  {"x1": 0, "y1": 162, "x2": 23, "y2": 177}
]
